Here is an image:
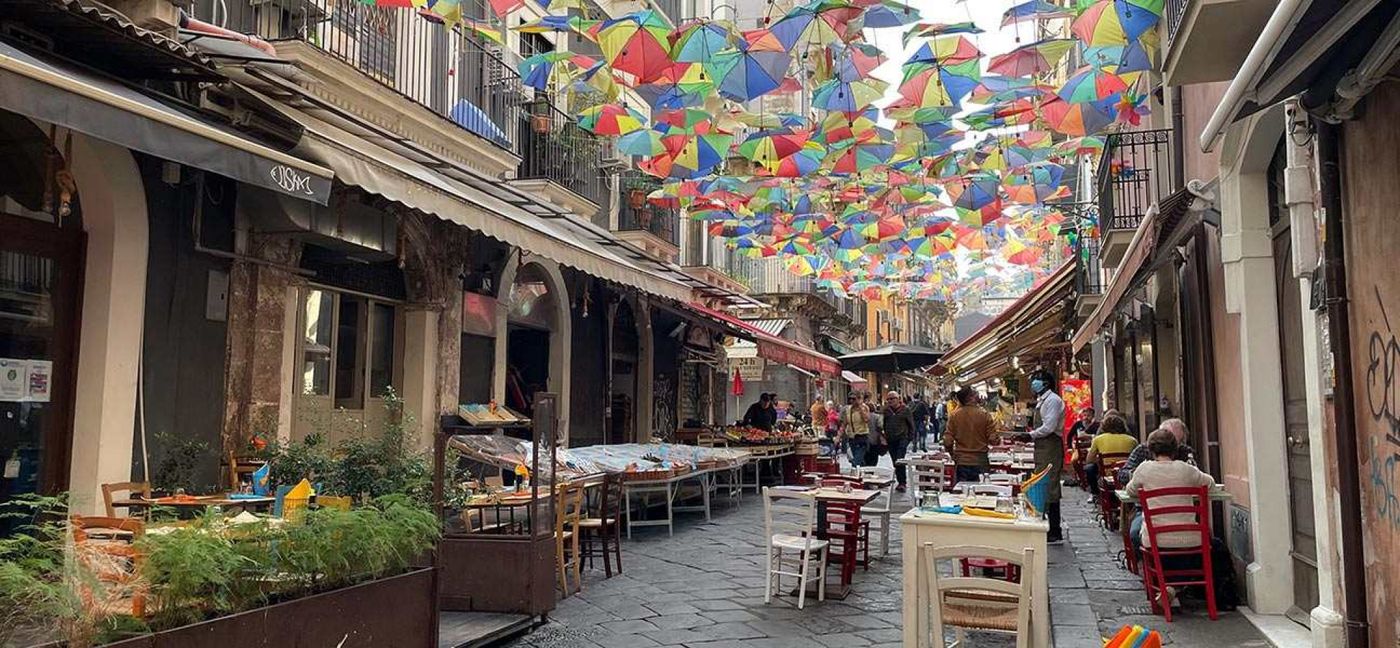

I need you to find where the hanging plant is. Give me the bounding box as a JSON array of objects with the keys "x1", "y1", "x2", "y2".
[{"x1": 628, "y1": 188, "x2": 647, "y2": 209}]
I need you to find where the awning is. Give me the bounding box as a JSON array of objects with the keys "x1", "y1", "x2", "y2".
[
  {"x1": 1201, "y1": 0, "x2": 1400, "y2": 150},
  {"x1": 1071, "y1": 185, "x2": 1217, "y2": 352},
  {"x1": 240, "y1": 86, "x2": 696, "y2": 302},
  {"x1": 937, "y1": 262, "x2": 1075, "y2": 385},
  {"x1": 685, "y1": 302, "x2": 842, "y2": 378},
  {"x1": 838, "y1": 344, "x2": 944, "y2": 373},
  {"x1": 0, "y1": 41, "x2": 332, "y2": 203},
  {"x1": 841, "y1": 370, "x2": 868, "y2": 386}
]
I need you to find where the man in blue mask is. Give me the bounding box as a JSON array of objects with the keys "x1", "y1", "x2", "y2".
[{"x1": 1025, "y1": 369, "x2": 1066, "y2": 544}]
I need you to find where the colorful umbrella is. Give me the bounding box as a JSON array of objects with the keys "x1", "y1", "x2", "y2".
[
  {"x1": 738, "y1": 129, "x2": 811, "y2": 166},
  {"x1": 1003, "y1": 162, "x2": 1068, "y2": 204},
  {"x1": 859, "y1": 0, "x2": 921, "y2": 28},
  {"x1": 944, "y1": 173, "x2": 1001, "y2": 212},
  {"x1": 812, "y1": 77, "x2": 888, "y2": 112},
  {"x1": 1001, "y1": 0, "x2": 1074, "y2": 26},
  {"x1": 518, "y1": 52, "x2": 596, "y2": 91},
  {"x1": 1040, "y1": 96, "x2": 1116, "y2": 136},
  {"x1": 669, "y1": 20, "x2": 733, "y2": 62},
  {"x1": 1058, "y1": 66, "x2": 1138, "y2": 102},
  {"x1": 514, "y1": 15, "x2": 595, "y2": 34},
  {"x1": 596, "y1": 10, "x2": 672, "y2": 85},
  {"x1": 902, "y1": 21, "x2": 982, "y2": 46},
  {"x1": 1072, "y1": 0, "x2": 1161, "y2": 46},
  {"x1": 705, "y1": 44, "x2": 792, "y2": 101},
  {"x1": 577, "y1": 103, "x2": 647, "y2": 135},
  {"x1": 769, "y1": 0, "x2": 862, "y2": 51},
  {"x1": 905, "y1": 35, "x2": 982, "y2": 66},
  {"x1": 987, "y1": 39, "x2": 1075, "y2": 77},
  {"x1": 896, "y1": 59, "x2": 981, "y2": 108},
  {"x1": 617, "y1": 128, "x2": 666, "y2": 156}
]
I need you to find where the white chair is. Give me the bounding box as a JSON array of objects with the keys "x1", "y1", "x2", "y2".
[
  {"x1": 963, "y1": 483, "x2": 1014, "y2": 498},
  {"x1": 987, "y1": 473, "x2": 1021, "y2": 486},
  {"x1": 919, "y1": 543, "x2": 1036, "y2": 648},
  {"x1": 762, "y1": 488, "x2": 829, "y2": 610},
  {"x1": 857, "y1": 467, "x2": 895, "y2": 558},
  {"x1": 909, "y1": 459, "x2": 948, "y2": 500}
]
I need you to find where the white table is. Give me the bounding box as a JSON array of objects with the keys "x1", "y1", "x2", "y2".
[
  {"x1": 900, "y1": 509, "x2": 1050, "y2": 648},
  {"x1": 623, "y1": 468, "x2": 718, "y2": 537}
]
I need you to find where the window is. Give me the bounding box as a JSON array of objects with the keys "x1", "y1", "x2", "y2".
[{"x1": 298, "y1": 287, "x2": 399, "y2": 410}]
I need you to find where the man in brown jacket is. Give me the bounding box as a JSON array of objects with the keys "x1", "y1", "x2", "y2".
[{"x1": 943, "y1": 387, "x2": 1000, "y2": 484}]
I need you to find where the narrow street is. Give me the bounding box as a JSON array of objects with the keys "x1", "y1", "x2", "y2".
[{"x1": 503, "y1": 467, "x2": 1274, "y2": 648}]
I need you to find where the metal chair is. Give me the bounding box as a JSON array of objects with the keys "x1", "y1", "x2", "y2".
[
  {"x1": 920, "y1": 543, "x2": 1036, "y2": 648},
  {"x1": 762, "y1": 487, "x2": 829, "y2": 610}
]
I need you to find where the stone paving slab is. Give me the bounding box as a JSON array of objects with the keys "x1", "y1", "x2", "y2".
[{"x1": 499, "y1": 460, "x2": 1276, "y2": 647}]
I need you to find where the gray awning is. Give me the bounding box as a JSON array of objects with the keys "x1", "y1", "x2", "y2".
[{"x1": 0, "y1": 40, "x2": 332, "y2": 203}]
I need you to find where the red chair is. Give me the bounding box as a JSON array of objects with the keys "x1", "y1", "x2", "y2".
[
  {"x1": 1096, "y1": 456, "x2": 1129, "y2": 531},
  {"x1": 821, "y1": 500, "x2": 869, "y2": 578},
  {"x1": 1071, "y1": 436, "x2": 1093, "y2": 489},
  {"x1": 1137, "y1": 485, "x2": 1218, "y2": 622}
]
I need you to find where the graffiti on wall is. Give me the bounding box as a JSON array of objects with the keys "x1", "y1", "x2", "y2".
[
  {"x1": 1364, "y1": 286, "x2": 1400, "y2": 448},
  {"x1": 653, "y1": 374, "x2": 676, "y2": 442},
  {"x1": 1228, "y1": 504, "x2": 1253, "y2": 564},
  {"x1": 1368, "y1": 438, "x2": 1400, "y2": 531}
]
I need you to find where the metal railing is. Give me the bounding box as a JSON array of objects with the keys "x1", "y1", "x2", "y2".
[
  {"x1": 1076, "y1": 234, "x2": 1104, "y2": 296},
  {"x1": 195, "y1": 0, "x2": 523, "y2": 154},
  {"x1": 1096, "y1": 129, "x2": 1173, "y2": 233},
  {"x1": 518, "y1": 100, "x2": 610, "y2": 208},
  {"x1": 617, "y1": 172, "x2": 677, "y2": 245},
  {"x1": 1166, "y1": 0, "x2": 1189, "y2": 48}
]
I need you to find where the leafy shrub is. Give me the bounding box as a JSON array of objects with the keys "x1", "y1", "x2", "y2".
[
  {"x1": 0, "y1": 494, "x2": 103, "y2": 647},
  {"x1": 149, "y1": 431, "x2": 215, "y2": 495}
]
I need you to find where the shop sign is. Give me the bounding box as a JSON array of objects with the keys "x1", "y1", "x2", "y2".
[
  {"x1": 462, "y1": 292, "x2": 498, "y2": 337},
  {"x1": 0, "y1": 358, "x2": 52, "y2": 403},
  {"x1": 733, "y1": 357, "x2": 765, "y2": 381}
]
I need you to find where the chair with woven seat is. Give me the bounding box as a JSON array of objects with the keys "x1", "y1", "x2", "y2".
[
  {"x1": 71, "y1": 516, "x2": 147, "y2": 617},
  {"x1": 100, "y1": 481, "x2": 150, "y2": 519},
  {"x1": 554, "y1": 481, "x2": 586, "y2": 597},
  {"x1": 763, "y1": 487, "x2": 829, "y2": 610},
  {"x1": 1096, "y1": 456, "x2": 1130, "y2": 531},
  {"x1": 919, "y1": 543, "x2": 1036, "y2": 648},
  {"x1": 857, "y1": 466, "x2": 895, "y2": 558},
  {"x1": 579, "y1": 474, "x2": 623, "y2": 578}
]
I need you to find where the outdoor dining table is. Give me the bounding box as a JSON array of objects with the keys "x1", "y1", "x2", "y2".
[
  {"x1": 899, "y1": 507, "x2": 1050, "y2": 647},
  {"x1": 806, "y1": 486, "x2": 882, "y2": 599},
  {"x1": 111, "y1": 494, "x2": 275, "y2": 515}
]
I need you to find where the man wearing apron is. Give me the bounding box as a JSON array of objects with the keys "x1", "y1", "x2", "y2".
[{"x1": 1026, "y1": 370, "x2": 1066, "y2": 544}]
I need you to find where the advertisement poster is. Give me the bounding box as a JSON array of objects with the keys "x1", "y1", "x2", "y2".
[
  {"x1": 1060, "y1": 377, "x2": 1091, "y2": 434},
  {"x1": 0, "y1": 358, "x2": 53, "y2": 403}
]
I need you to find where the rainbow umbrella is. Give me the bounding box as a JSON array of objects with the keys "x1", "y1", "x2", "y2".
[
  {"x1": 515, "y1": 15, "x2": 596, "y2": 34},
  {"x1": 988, "y1": 39, "x2": 1075, "y2": 77},
  {"x1": 1001, "y1": 0, "x2": 1074, "y2": 26},
  {"x1": 817, "y1": 108, "x2": 880, "y2": 144},
  {"x1": 812, "y1": 77, "x2": 888, "y2": 112},
  {"x1": 1058, "y1": 67, "x2": 1138, "y2": 102},
  {"x1": 461, "y1": 18, "x2": 505, "y2": 45},
  {"x1": 1083, "y1": 40, "x2": 1156, "y2": 73},
  {"x1": 1072, "y1": 0, "x2": 1161, "y2": 46},
  {"x1": 545, "y1": 0, "x2": 588, "y2": 11},
  {"x1": 738, "y1": 129, "x2": 811, "y2": 167},
  {"x1": 902, "y1": 21, "x2": 982, "y2": 45},
  {"x1": 896, "y1": 59, "x2": 981, "y2": 108},
  {"x1": 596, "y1": 10, "x2": 672, "y2": 85},
  {"x1": 905, "y1": 35, "x2": 981, "y2": 66},
  {"x1": 1041, "y1": 96, "x2": 1116, "y2": 136},
  {"x1": 617, "y1": 128, "x2": 666, "y2": 156},
  {"x1": 669, "y1": 20, "x2": 733, "y2": 62},
  {"x1": 705, "y1": 44, "x2": 792, "y2": 101},
  {"x1": 637, "y1": 62, "x2": 714, "y2": 109},
  {"x1": 1003, "y1": 162, "x2": 1067, "y2": 204},
  {"x1": 519, "y1": 52, "x2": 596, "y2": 91},
  {"x1": 1051, "y1": 135, "x2": 1106, "y2": 157},
  {"x1": 482, "y1": 0, "x2": 522, "y2": 19},
  {"x1": 826, "y1": 137, "x2": 894, "y2": 174},
  {"x1": 944, "y1": 173, "x2": 1001, "y2": 212},
  {"x1": 859, "y1": 0, "x2": 921, "y2": 28},
  {"x1": 765, "y1": 142, "x2": 826, "y2": 177},
  {"x1": 660, "y1": 132, "x2": 732, "y2": 178},
  {"x1": 577, "y1": 103, "x2": 647, "y2": 135},
  {"x1": 769, "y1": 0, "x2": 862, "y2": 51}
]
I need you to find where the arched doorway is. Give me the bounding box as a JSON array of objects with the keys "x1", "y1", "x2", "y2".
[
  {"x1": 609, "y1": 298, "x2": 639, "y2": 444},
  {"x1": 494, "y1": 255, "x2": 571, "y2": 438},
  {"x1": 0, "y1": 110, "x2": 85, "y2": 513}
]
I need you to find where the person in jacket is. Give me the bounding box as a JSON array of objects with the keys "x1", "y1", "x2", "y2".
[
  {"x1": 864, "y1": 393, "x2": 884, "y2": 467},
  {"x1": 1084, "y1": 414, "x2": 1136, "y2": 495},
  {"x1": 742, "y1": 393, "x2": 774, "y2": 431},
  {"x1": 810, "y1": 397, "x2": 827, "y2": 428},
  {"x1": 1126, "y1": 427, "x2": 1215, "y2": 551},
  {"x1": 908, "y1": 393, "x2": 931, "y2": 451},
  {"x1": 882, "y1": 391, "x2": 916, "y2": 491},
  {"x1": 943, "y1": 387, "x2": 1000, "y2": 484},
  {"x1": 842, "y1": 394, "x2": 871, "y2": 467}
]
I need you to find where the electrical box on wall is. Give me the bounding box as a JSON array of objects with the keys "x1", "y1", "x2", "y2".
[{"x1": 206, "y1": 269, "x2": 229, "y2": 322}]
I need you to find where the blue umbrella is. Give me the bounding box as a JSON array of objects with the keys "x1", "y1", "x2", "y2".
[{"x1": 705, "y1": 45, "x2": 792, "y2": 101}]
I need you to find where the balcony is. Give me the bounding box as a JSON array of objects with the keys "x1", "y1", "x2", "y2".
[
  {"x1": 514, "y1": 100, "x2": 611, "y2": 217},
  {"x1": 1162, "y1": 0, "x2": 1276, "y2": 85},
  {"x1": 196, "y1": 0, "x2": 525, "y2": 174},
  {"x1": 1075, "y1": 233, "x2": 1104, "y2": 320},
  {"x1": 1096, "y1": 129, "x2": 1172, "y2": 268},
  {"x1": 615, "y1": 172, "x2": 680, "y2": 262},
  {"x1": 679, "y1": 232, "x2": 749, "y2": 295}
]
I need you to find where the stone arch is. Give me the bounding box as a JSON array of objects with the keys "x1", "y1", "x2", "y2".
[
  {"x1": 62, "y1": 130, "x2": 149, "y2": 513},
  {"x1": 494, "y1": 253, "x2": 572, "y2": 441}
]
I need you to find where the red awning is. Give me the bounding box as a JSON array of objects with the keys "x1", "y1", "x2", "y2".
[{"x1": 685, "y1": 302, "x2": 843, "y2": 378}]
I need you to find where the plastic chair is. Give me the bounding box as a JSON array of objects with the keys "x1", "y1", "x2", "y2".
[
  {"x1": 857, "y1": 467, "x2": 895, "y2": 558},
  {"x1": 763, "y1": 488, "x2": 829, "y2": 610},
  {"x1": 1138, "y1": 485, "x2": 1218, "y2": 622},
  {"x1": 920, "y1": 543, "x2": 1036, "y2": 648},
  {"x1": 580, "y1": 474, "x2": 624, "y2": 578}
]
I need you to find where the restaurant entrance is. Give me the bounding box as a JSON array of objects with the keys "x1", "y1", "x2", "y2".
[{"x1": 0, "y1": 113, "x2": 85, "y2": 514}]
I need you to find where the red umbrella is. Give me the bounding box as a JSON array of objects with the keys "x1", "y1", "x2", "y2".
[{"x1": 732, "y1": 368, "x2": 745, "y2": 396}]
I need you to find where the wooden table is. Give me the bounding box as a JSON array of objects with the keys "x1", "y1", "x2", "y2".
[
  {"x1": 111, "y1": 495, "x2": 274, "y2": 515},
  {"x1": 810, "y1": 487, "x2": 881, "y2": 599},
  {"x1": 900, "y1": 509, "x2": 1050, "y2": 647}
]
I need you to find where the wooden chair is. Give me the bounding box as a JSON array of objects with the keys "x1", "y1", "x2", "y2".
[
  {"x1": 1096, "y1": 454, "x2": 1130, "y2": 531},
  {"x1": 908, "y1": 459, "x2": 947, "y2": 500},
  {"x1": 919, "y1": 543, "x2": 1036, "y2": 648},
  {"x1": 554, "y1": 481, "x2": 586, "y2": 597},
  {"x1": 857, "y1": 466, "x2": 895, "y2": 558},
  {"x1": 100, "y1": 481, "x2": 150, "y2": 518},
  {"x1": 823, "y1": 499, "x2": 869, "y2": 576},
  {"x1": 1138, "y1": 486, "x2": 1218, "y2": 622},
  {"x1": 579, "y1": 474, "x2": 624, "y2": 578},
  {"x1": 71, "y1": 516, "x2": 146, "y2": 617},
  {"x1": 763, "y1": 487, "x2": 829, "y2": 610}
]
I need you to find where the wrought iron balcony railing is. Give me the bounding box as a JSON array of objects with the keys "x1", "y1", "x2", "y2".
[
  {"x1": 1076, "y1": 234, "x2": 1104, "y2": 296},
  {"x1": 1095, "y1": 129, "x2": 1173, "y2": 233},
  {"x1": 195, "y1": 0, "x2": 524, "y2": 154},
  {"x1": 518, "y1": 100, "x2": 610, "y2": 209},
  {"x1": 617, "y1": 174, "x2": 678, "y2": 245},
  {"x1": 1165, "y1": 0, "x2": 1189, "y2": 49}
]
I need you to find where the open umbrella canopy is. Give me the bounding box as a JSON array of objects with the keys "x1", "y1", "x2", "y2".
[
  {"x1": 837, "y1": 344, "x2": 945, "y2": 372},
  {"x1": 705, "y1": 43, "x2": 793, "y2": 102},
  {"x1": 595, "y1": 10, "x2": 673, "y2": 85},
  {"x1": 987, "y1": 39, "x2": 1075, "y2": 78}
]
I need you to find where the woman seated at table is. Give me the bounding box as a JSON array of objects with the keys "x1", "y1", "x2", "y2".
[
  {"x1": 1125, "y1": 428, "x2": 1215, "y2": 551},
  {"x1": 1084, "y1": 414, "x2": 1137, "y2": 496},
  {"x1": 943, "y1": 387, "x2": 1000, "y2": 484}
]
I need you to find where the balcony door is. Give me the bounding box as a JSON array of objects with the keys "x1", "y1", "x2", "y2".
[{"x1": 1268, "y1": 141, "x2": 1318, "y2": 624}]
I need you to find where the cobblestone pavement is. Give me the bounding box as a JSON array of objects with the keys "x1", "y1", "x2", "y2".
[{"x1": 501, "y1": 463, "x2": 1274, "y2": 648}]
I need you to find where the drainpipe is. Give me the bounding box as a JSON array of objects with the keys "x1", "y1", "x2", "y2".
[
  {"x1": 1170, "y1": 86, "x2": 1186, "y2": 189},
  {"x1": 1315, "y1": 119, "x2": 1370, "y2": 648}
]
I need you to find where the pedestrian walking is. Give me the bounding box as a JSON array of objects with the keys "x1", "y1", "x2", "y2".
[
  {"x1": 908, "y1": 393, "x2": 931, "y2": 451},
  {"x1": 882, "y1": 391, "x2": 915, "y2": 491},
  {"x1": 932, "y1": 393, "x2": 948, "y2": 444},
  {"x1": 1022, "y1": 369, "x2": 1066, "y2": 544},
  {"x1": 943, "y1": 387, "x2": 999, "y2": 484},
  {"x1": 865, "y1": 393, "x2": 885, "y2": 468},
  {"x1": 842, "y1": 394, "x2": 871, "y2": 467}
]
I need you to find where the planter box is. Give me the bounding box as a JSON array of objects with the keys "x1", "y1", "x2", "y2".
[
  {"x1": 104, "y1": 568, "x2": 436, "y2": 648},
  {"x1": 438, "y1": 534, "x2": 554, "y2": 615}
]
